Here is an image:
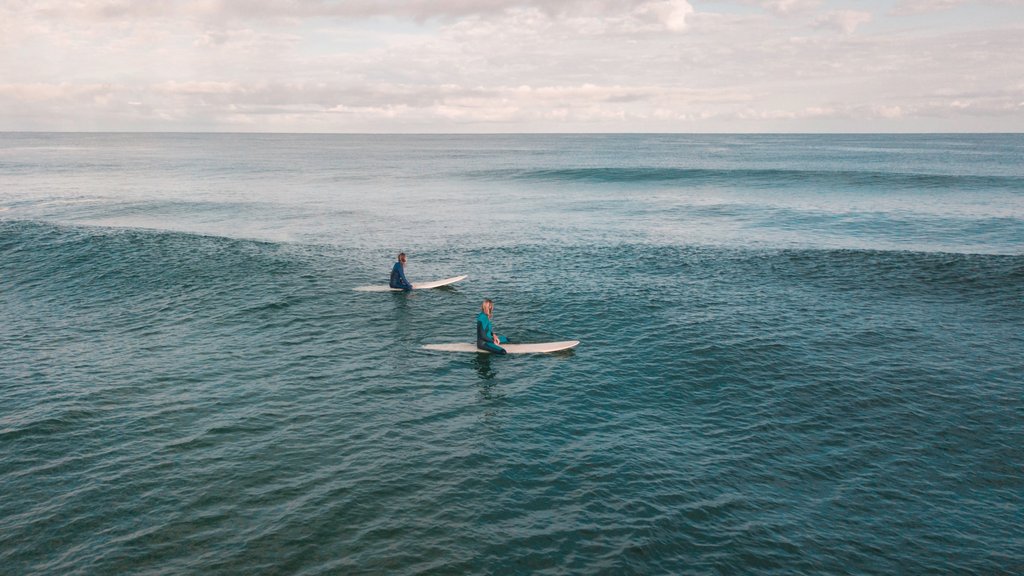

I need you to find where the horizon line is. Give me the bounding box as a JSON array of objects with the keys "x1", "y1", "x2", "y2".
[{"x1": 2, "y1": 130, "x2": 1023, "y2": 136}]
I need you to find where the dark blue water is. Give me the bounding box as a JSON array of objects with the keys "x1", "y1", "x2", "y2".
[{"x1": 2, "y1": 134, "x2": 1022, "y2": 574}]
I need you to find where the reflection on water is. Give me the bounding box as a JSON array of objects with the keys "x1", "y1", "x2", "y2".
[{"x1": 473, "y1": 353, "x2": 496, "y2": 381}]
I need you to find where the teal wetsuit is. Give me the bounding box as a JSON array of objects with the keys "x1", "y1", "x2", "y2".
[{"x1": 476, "y1": 311, "x2": 508, "y2": 354}]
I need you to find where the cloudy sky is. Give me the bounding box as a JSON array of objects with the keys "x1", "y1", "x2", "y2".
[{"x1": 1, "y1": 0, "x2": 1022, "y2": 132}]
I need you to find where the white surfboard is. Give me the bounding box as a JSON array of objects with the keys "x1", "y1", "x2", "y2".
[
  {"x1": 423, "y1": 340, "x2": 580, "y2": 354},
  {"x1": 353, "y1": 275, "x2": 467, "y2": 292}
]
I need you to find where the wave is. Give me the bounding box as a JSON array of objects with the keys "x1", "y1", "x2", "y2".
[
  {"x1": 465, "y1": 167, "x2": 1024, "y2": 190},
  {"x1": 9, "y1": 195, "x2": 1021, "y2": 276},
  {"x1": 2, "y1": 221, "x2": 1020, "y2": 316},
  {"x1": 0, "y1": 220, "x2": 315, "y2": 304}
]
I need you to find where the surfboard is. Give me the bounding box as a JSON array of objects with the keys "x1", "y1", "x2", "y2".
[
  {"x1": 422, "y1": 340, "x2": 580, "y2": 354},
  {"x1": 353, "y1": 275, "x2": 467, "y2": 292}
]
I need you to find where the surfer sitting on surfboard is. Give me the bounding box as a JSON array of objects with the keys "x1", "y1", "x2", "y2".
[
  {"x1": 477, "y1": 299, "x2": 509, "y2": 354},
  {"x1": 389, "y1": 252, "x2": 413, "y2": 291}
]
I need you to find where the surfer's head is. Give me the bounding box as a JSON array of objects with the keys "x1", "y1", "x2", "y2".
[
  {"x1": 398, "y1": 252, "x2": 406, "y2": 264},
  {"x1": 481, "y1": 298, "x2": 494, "y2": 316}
]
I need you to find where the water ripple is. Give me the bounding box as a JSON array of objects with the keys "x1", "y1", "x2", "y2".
[{"x1": 2, "y1": 220, "x2": 1022, "y2": 574}]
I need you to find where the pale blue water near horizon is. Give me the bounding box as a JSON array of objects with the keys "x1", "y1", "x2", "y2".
[{"x1": 1, "y1": 133, "x2": 1022, "y2": 574}]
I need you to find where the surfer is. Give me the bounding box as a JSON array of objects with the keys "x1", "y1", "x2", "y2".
[
  {"x1": 389, "y1": 252, "x2": 413, "y2": 291},
  {"x1": 476, "y1": 299, "x2": 508, "y2": 354}
]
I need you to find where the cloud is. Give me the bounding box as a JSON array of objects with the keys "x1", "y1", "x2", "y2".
[
  {"x1": 891, "y1": 0, "x2": 1024, "y2": 16},
  {"x1": 0, "y1": 79, "x2": 748, "y2": 130},
  {"x1": 870, "y1": 105, "x2": 904, "y2": 119},
  {"x1": 813, "y1": 10, "x2": 872, "y2": 34},
  {"x1": 890, "y1": 0, "x2": 966, "y2": 15},
  {"x1": 18, "y1": 0, "x2": 695, "y2": 24},
  {"x1": 6, "y1": 74, "x2": 1019, "y2": 131},
  {"x1": 721, "y1": 0, "x2": 823, "y2": 16},
  {"x1": 39, "y1": 0, "x2": 700, "y2": 35},
  {"x1": 634, "y1": 0, "x2": 695, "y2": 32},
  {"x1": 2, "y1": 0, "x2": 1023, "y2": 131},
  {"x1": 0, "y1": 82, "x2": 114, "y2": 102},
  {"x1": 760, "y1": 0, "x2": 823, "y2": 15}
]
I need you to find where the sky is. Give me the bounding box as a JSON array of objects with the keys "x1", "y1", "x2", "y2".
[{"x1": 1, "y1": 0, "x2": 1022, "y2": 132}]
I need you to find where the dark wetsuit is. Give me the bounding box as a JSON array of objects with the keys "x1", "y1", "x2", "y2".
[
  {"x1": 476, "y1": 311, "x2": 508, "y2": 354},
  {"x1": 389, "y1": 261, "x2": 412, "y2": 291}
]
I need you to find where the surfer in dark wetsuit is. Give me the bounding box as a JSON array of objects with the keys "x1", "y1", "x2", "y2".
[
  {"x1": 389, "y1": 252, "x2": 413, "y2": 291},
  {"x1": 476, "y1": 299, "x2": 508, "y2": 354}
]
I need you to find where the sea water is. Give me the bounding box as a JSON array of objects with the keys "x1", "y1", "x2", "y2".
[{"x1": 1, "y1": 133, "x2": 1022, "y2": 574}]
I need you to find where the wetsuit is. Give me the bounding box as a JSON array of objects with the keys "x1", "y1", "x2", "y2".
[
  {"x1": 476, "y1": 311, "x2": 508, "y2": 354},
  {"x1": 389, "y1": 261, "x2": 412, "y2": 291}
]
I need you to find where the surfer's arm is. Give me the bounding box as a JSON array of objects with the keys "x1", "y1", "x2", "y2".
[{"x1": 395, "y1": 264, "x2": 413, "y2": 290}]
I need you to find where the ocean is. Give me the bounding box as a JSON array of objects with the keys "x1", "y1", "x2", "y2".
[{"x1": 1, "y1": 133, "x2": 1022, "y2": 574}]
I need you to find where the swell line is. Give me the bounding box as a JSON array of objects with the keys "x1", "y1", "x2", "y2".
[{"x1": 463, "y1": 167, "x2": 1024, "y2": 190}]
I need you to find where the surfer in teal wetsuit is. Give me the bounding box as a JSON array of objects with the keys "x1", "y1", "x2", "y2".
[
  {"x1": 389, "y1": 252, "x2": 413, "y2": 291},
  {"x1": 476, "y1": 299, "x2": 509, "y2": 354}
]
